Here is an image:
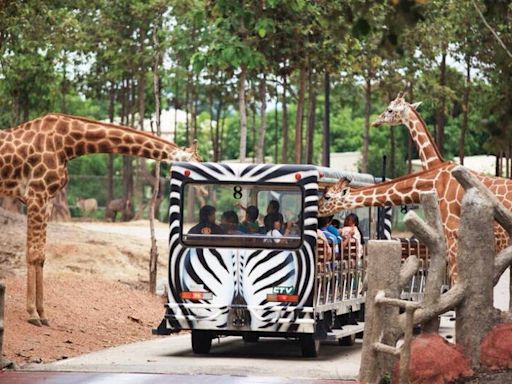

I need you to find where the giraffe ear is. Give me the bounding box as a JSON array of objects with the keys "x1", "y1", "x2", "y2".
[{"x1": 411, "y1": 102, "x2": 422, "y2": 110}]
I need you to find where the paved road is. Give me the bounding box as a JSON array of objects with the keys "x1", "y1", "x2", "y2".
[
  {"x1": 27, "y1": 335, "x2": 363, "y2": 380},
  {"x1": 0, "y1": 371, "x2": 357, "y2": 384}
]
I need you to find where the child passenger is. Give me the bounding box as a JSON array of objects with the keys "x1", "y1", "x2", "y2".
[{"x1": 265, "y1": 212, "x2": 292, "y2": 244}]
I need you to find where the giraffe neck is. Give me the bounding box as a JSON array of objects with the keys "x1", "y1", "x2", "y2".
[
  {"x1": 405, "y1": 109, "x2": 444, "y2": 169},
  {"x1": 340, "y1": 167, "x2": 441, "y2": 209},
  {"x1": 45, "y1": 113, "x2": 184, "y2": 162}
]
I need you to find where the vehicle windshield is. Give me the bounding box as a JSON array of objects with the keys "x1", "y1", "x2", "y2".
[{"x1": 180, "y1": 182, "x2": 303, "y2": 249}]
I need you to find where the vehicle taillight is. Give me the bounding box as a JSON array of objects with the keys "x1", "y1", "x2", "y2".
[
  {"x1": 180, "y1": 291, "x2": 213, "y2": 300},
  {"x1": 266, "y1": 294, "x2": 299, "y2": 303}
]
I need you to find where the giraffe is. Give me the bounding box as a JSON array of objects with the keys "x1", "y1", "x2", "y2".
[
  {"x1": 0, "y1": 113, "x2": 201, "y2": 326},
  {"x1": 319, "y1": 94, "x2": 512, "y2": 283}
]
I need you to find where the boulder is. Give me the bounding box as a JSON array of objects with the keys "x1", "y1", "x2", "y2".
[
  {"x1": 392, "y1": 333, "x2": 473, "y2": 384},
  {"x1": 481, "y1": 322, "x2": 512, "y2": 370}
]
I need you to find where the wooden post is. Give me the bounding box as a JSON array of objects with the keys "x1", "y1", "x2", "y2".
[
  {"x1": 455, "y1": 188, "x2": 495, "y2": 368},
  {"x1": 407, "y1": 192, "x2": 447, "y2": 332},
  {"x1": 359, "y1": 240, "x2": 402, "y2": 383},
  {"x1": 0, "y1": 282, "x2": 5, "y2": 368}
]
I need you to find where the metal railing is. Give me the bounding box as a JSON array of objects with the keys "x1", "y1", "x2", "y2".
[
  {"x1": 315, "y1": 239, "x2": 365, "y2": 307},
  {"x1": 315, "y1": 238, "x2": 435, "y2": 308}
]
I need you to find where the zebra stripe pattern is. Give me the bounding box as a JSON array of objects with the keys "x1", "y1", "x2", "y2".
[{"x1": 163, "y1": 163, "x2": 319, "y2": 334}]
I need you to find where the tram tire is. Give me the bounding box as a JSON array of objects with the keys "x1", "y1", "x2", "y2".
[
  {"x1": 243, "y1": 333, "x2": 260, "y2": 343},
  {"x1": 191, "y1": 330, "x2": 212, "y2": 354},
  {"x1": 339, "y1": 334, "x2": 356, "y2": 346},
  {"x1": 300, "y1": 335, "x2": 320, "y2": 357}
]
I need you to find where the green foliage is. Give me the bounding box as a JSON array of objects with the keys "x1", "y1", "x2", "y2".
[{"x1": 1, "y1": 0, "x2": 511, "y2": 214}]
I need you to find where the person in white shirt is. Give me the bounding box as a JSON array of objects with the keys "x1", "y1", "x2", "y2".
[{"x1": 265, "y1": 212, "x2": 292, "y2": 244}]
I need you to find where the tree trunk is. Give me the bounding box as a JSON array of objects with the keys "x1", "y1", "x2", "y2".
[
  {"x1": 185, "y1": 70, "x2": 191, "y2": 145},
  {"x1": 122, "y1": 79, "x2": 134, "y2": 221},
  {"x1": 60, "y1": 53, "x2": 68, "y2": 114},
  {"x1": 149, "y1": 20, "x2": 163, "y2": 295},
  {"x1": 407, "y1": 81, "x2": 414, "y2": 173},
  {"x1": 135, "y1": 52, "x2": 147, "y2": 220},
  {"x1": 362, "y1": 75, "x2": 372, "y2": 173},
  {"x1": 11, "y1": 91, "x2": 20, "y2": 127},
  {"x1": 294, "y1": 67, "x2": 307, "y2": 163},
  {"x1": 305, "y1": 70, "x2": 317, "y2": 164},
  {"x1": 174, "y1": 74, "x2": 179, "y2": 141},
  {"x1": 251, "y1": 98, "x2": 256, "y2": 163},
  {"x1": 281, "y1": 73, "x2": 289, "y2": 164},
  {"x1": 238, "y1": 65, "x2": 248, "y2": 162},
  {"x1": 220, "y1": 110, "x2": 227, "y2": 159},
  {"x1": 496, "y1": 152, "x2": 501, "y2": 177},
  {"x1": 459, "y1": 54, "x2": 471, "y2": 166},
  {"x1": 215, "y1": 98, "x2": 223, "y2": 162},
  {"x1": 191, "y1": 72, "x2": 198, "y2": 143},
  {"x1": 322, "y1": 71, "x2": 330, "y2": 167},
  {"x1": 256, "y1": 75, "x2": 267, "y2": 163},
  {"x1": 274, "y1": 96, "x2": 279, "y2": 163},
  {"x1": 107, "y1": 83, "x2": 116, "y2": 203},
  {"x1": 436, "y1": 50, "x2": 447, "y2": 156}
]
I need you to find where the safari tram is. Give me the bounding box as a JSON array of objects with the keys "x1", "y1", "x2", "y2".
[{"x1": 154, "y1": 162, "x2": 430, "y2": 357}]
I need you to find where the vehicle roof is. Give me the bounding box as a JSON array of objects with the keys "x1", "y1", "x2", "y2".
[
  {"x1": 173, "y1": 162, "x2": 378, "y2": 187},
  {"x1": 316, "y1": 166, "x2": 378, "y2": 187}
]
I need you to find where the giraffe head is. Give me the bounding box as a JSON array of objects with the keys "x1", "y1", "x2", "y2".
[
  {"x1": 318, "y1": 177, "x2": 352, "y2": 217},
  {"x1": 372, "y1": 92, "x2": 422, "y2": 127},
  {"x1": 174, "y1": 139, "x2": 202, "y2": 162}
]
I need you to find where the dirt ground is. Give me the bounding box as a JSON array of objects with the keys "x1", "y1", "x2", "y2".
[{"x1": 0, "y1": 207, "x2": 175, "y2": 367}]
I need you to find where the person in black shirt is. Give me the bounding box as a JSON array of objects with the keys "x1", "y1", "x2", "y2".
[{"x1": 188, "y1": 205, "x2": 224, "y2": 235}]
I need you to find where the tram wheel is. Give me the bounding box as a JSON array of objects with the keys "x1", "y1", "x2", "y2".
[
  {"x1": 191, "y1": 330, "x2": 212, "y2": 354},
  {"x1": 339, "y1": 334, "x2": 356, "y2": 346},
  {"x1": 300, "y1": 335, "x2": 320, "y2": 357}
]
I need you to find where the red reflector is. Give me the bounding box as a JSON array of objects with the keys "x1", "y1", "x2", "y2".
[
  {"x1": 319, "y1": 172, "x2": 325, "y2": 178},
  {"x1": 184, "y1": 169, "x2": 191, "y2": 177},
  {"x1": 266, "y1": 294, "x2": 299, "y2": 303},
  {"x1": 180, "y1": 291, "x2": 212, "y2": 300},
  {"x1": 295, "y1": 173, "x2": 302, "y2": 180}
]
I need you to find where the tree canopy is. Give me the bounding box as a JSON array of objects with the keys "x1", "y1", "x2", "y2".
[{"x1": 1, "y1": 0, "x2": 511, "y2": 189}]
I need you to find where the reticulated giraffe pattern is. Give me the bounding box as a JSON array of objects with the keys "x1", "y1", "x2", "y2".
[
  {"x1": 0, "y1": 113, "x2": 200, "y2": 326},
  {"x1": 319, "y1": 94, "x2": 512, "y2": 283}
]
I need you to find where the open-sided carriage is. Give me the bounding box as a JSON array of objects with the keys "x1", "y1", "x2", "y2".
[{"x1": 153, "y1": 162, "x2": 429, "y2": 357}]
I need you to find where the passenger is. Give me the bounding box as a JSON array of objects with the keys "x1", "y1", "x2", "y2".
[
  {"x1": 318, "y1": 216, "x2": 341, "y2": 252},
  {"x1": 317, "y1": 229, "x2": 332, "y2": 261},
  {"x1": 265, "y1": 212, "x2": 292, "y2": 244},
  {"x1": 263, "y1": 200, "x2": 281, "y2": 231},
  {"x1": 341, "y1": 213, "x2": 364, "y2": 258},
  {"x1": 239, "y1": 205, "x2": 260, "y2": 234},
  {"x1": 330, "y1": 218, "x2": 341, "y2": 229},
  {"x1": 220, "y1": 210, "x2": 243, "y2": 234},
  {"x1": 288, "y1": 213, "x2": 302, "y2": 236},
  {"x1": 188, "y1": 205, "x2": 224, "y2": 235}
]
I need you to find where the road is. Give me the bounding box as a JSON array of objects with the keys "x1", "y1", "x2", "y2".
[{"x1": 26, "y1": 335, "x2": 363, "y2": 380}]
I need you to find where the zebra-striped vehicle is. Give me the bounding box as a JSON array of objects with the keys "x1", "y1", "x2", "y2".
[{"x1": 154, "y1": 162, "x2": 382, "y2": 357}]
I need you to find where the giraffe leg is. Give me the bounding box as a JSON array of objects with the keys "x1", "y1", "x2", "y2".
[
  {"x1": 26, "y1": 262, "x2": 41, "y2": 326},
  {"x1": 36, "y1": 264, "x2": 49, "y2": 326},
  {"x1": 26, "y1": 199, "x2": 50, "y2": 326}
]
